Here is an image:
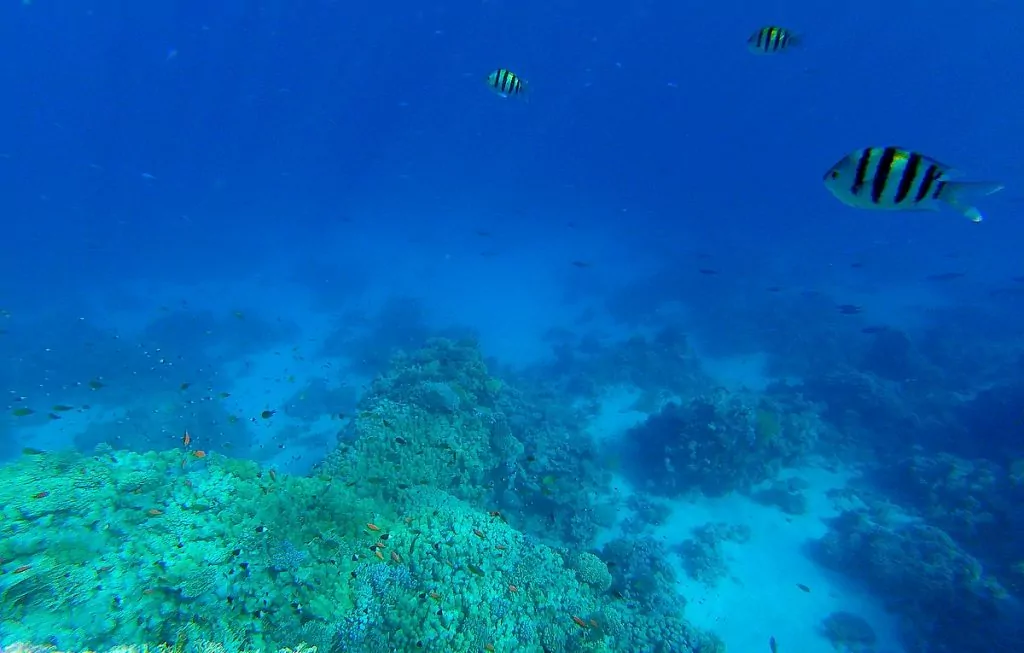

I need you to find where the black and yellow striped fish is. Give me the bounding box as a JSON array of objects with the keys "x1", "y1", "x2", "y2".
[
  {"x1": 747, "y1": 26, "x2": 798, "y2": 54},
  {"x1": 486, "y1": 68, "x2": 526, "y2": 98},
  {"x1": 823, "y1": 146, "x2": 1003, "y2": 222}
]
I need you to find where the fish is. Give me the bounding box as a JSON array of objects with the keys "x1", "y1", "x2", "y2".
[
  {"x1": 796, "y1": 583, "x2": 811, "y2": 592},
  {"x1": 823, "y1": 147, "x2": 1003, "y2": 222},
  {"x1": 769, "y1": 635, "x2": 778, "y2": 653},
  {"x1": 925, "y1": 271, "x2": 966, "y2": 281},
  {"x1": 12, "y1": 565, "x2": 31, "y2": 574},
  {"x1": 182, "y1": 430, "x2": 191, "y2": 447},
  {"x1": 747, "y1": 26, "x2": 799, "y2": 54},
  {"x1": 147, "y1": 509, "x2": 163, "y2": 516},
  {"x1": 373, "y1": 548, "x2": 384, "y2": 561},
  {"x1": 508, "y1": 583, "x2": 519, "y2": 593},
  {"x1": 261, "y1": 410, "x2": 276, "y2": 419},
  {"x1": 88, "y1": 379, "x2": 104, "y2": 390},
  {"x1": 11, "y1": 407, "x2": 34, "y2": 417},
  {"x1": 473, "y1": 529, "x2": 485, "y2": 539},
  {"x1": 21, "y1": 447, "x2": 46, "y2": 455},
  {"x1": 32, "y1": 491, "x2": 49, "y2": 499},
  {"x1": 192, "y1": 450, "x2": 207, "y2": 458},
  {"x1": 571, "y1": 615, "x2": 588, "y2": 628},
  {"x1": 180, "y1": 382, "x2": 191, "y2": 391},
  {"x1": 837, "y1": 304, "x2": 863, "y2": 315},
  {"x1": 51, "y1": 404, "x2": 74, "y2": 412},
  {"x1": 860, "y1": 325, "x2": 889, "y2": 334},
  {"x1": 366, "y1": 523, "x2": 381, "y2": 532},
  {"x1": 486, "y1": 68, "x2": 526, "y2": 98}
]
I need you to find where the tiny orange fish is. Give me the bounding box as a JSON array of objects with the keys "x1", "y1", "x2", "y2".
[
  {"x1": 31, "y1": 491, "x2": 49, "y2": 499},
  {"x1": 473, "y1": 529, "x2": 485, "y2": 539},
  {"x1": 147, "y1": 509, "x2": 163, "y2": 516},
  {"x1": 13, "y1": 565, "x2": 31, "y2": 574},
  {"x1": 429, "y1": 591, "x2": 442, "y2": 601},
  {"x1": 366, "y1": 523, "x2": 381, "y2": 532},
  {"x1": 374, "y1": 549, "x2": 384, "y2": 561},
  {"x1": 391, "y1": 551, "x2": 402, "y2": 563},
  {"x1": 571, "y1": 615, "x2": 587, "y2": 628},
  {"x1": 192, "y1": 450, "x2": 206, "y2": 458},
  {"x1": 485, "y1": 645, "x2": 495, "y2": 652},
  {"x1": 182, "y1": 430, "x2": 191, "y2": 447},
  {"x1": 375, "y1": 540, "x2": 387, "y2": 548},
  {"x1": 508, "y1": 584, "x2": 518, "y2": 593}
]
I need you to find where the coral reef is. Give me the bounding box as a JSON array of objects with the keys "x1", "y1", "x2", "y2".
[
  {"x1": 0, "y1": 445, "x2": 718, "y2": 653},
  {"x1": 675, "y1": 522, "x2": 750, "y2": 586},
  {"x1": 813, "y1": 510, "x2": 1013, "y2": 653},
  {"x1": 819, "y1": 611, "x2": 876, "y2": 652},
  {"x1": 620, "y1": 389, "x2": 822, "y2": 496},
  {"x1": 320, "y1": 337, "x2": 613, "y2": 547}
]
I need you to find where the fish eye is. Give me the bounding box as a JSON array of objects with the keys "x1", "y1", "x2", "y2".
[{"x1": 829, "y1": 170, "x2": 840, "y2": 180}]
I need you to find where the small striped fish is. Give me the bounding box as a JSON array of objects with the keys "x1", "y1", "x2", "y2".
[
  {"x1": 747, "y1": 26, "x2": 798, "y2": 54},
  {"x1": 486, "y1": 68, "x2": 526, "y2": 98},
  {"x1": 823, "y1": 146, "x2": 1003, "y2": 222}
]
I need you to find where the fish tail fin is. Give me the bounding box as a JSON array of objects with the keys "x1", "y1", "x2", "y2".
[{"x1": 941, "y1": 181, "x2": 1004, "y2": 222}]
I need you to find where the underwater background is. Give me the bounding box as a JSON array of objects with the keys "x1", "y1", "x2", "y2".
[{"x1": 1, "y1": 0, "x2": 1024, "y2": 652}]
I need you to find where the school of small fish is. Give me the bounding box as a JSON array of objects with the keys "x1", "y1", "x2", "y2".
[{"x1": 490, "y1": 30, "x2": 1004, "y2": 223}]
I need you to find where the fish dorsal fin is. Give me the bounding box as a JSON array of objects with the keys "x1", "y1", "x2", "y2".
[{"x1": 891, "y1": 147, "x2": 958, "y2": 176}]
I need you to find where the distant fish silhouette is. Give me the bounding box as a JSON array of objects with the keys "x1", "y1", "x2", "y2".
[
  {"x1": 925, "y1": 272, "x2": 965, "y2": 282},
  {"x1": 698, "y1": 268, "x2": 718, "y2": 275},
  {"x1": 837, "y1": 304, "x2": 863, "y2": 315},
  {"x1": 769, "y1": 635, "x2": 778, "y2": 653},
  {"x1": 860, "y1": 325, "x2": 890, "y2": 334}
]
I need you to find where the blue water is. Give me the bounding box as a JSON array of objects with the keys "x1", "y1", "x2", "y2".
[{"x1": 1, "y1": 1, "x2": 1023, "y2": 652}]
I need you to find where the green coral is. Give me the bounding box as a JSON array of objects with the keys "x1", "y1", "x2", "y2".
[{"x1": 0, "y1": 447, "x2": 718, "y2": 653}]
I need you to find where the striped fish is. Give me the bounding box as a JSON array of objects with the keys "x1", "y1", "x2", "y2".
[
  {"x1": 486, "y1": 68, "x2": 526, "y2": 98},
  {"x1": 747, "y1": 26, "x2": 798, "y2": 54},
  {"x1": 823, "y1": 146, "x2": 1003, "y2": 222}
]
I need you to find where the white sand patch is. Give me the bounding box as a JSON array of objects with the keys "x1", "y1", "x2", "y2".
[
  {"x1": 593, "y1": 462, "x2": 904, "y2": 653},
  {"x1": 699, "y1": 351, "x2": 772, "y2": 391},
  {"x1": 583, "y1": 385, "x2": 649, "y2": 446},
  {"x1": 664, "y1": 465, "x2": 904, "y2": 653}
]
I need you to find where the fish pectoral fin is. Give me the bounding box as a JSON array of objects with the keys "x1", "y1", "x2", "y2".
[{"x1": 942, "y1": 181, "x2": 1005, "y2": 222}]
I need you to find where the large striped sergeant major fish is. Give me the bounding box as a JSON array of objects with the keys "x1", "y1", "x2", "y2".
[
  {"x1": 823, "y1": 146, "x2": 1004, "y2": 222},
  {"x1": 486, "y1": 68, "x2": 527, "y2": 99}
]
